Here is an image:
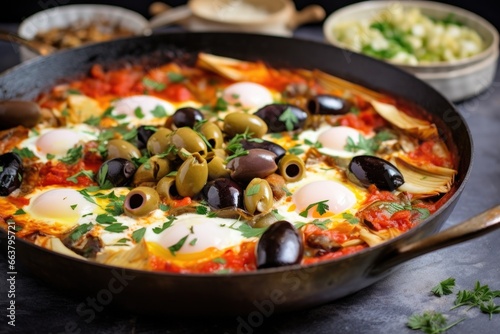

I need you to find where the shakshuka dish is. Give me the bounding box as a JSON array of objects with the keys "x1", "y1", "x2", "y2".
[{"x1": 0, "y1": 52, "x2": 457, "y2": 274}]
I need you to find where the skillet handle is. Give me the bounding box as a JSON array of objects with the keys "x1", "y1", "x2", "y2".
[
  {"x1": 372, "y1": 204, "x2": 500, "y2": 275},
  {"x1": 0, "y1": 29, "x2": 55, "y2": 56}
]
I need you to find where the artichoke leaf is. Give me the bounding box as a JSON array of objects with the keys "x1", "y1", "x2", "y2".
[
  {"x1": 394, "y1": 155, "x2": 457, "y2": 196},
  {"x1": 371, "y1": 100, "x2": 438, "y2": 140},
  {"x1": 95, "y1": 239, "x2": 150, "y2": 270}
]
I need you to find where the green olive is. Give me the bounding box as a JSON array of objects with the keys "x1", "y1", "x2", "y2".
[
  {"x1": 223, "y1": 112, "x2": 268, "y2": 138},
  {"x1": 124, "y1": 186, "x2": 160, "y2": 218},
  {"x1": 133, "y1": 155, "x2": 171, "y2": 186},
  {"x1": 156, "y1": 176, "x2": 179, "y2": 201},
  {"x1": 170, "y1": 127, "x2": 208, "y2": 159},
  {"x1": 147, "y1": 127, "x2": 172, "y2": 155},
  {"x1": 278, "y1": 154, "x2": 305, "y2": 183},
  {"x1": 244, "y1": 178, "x2": 274, "y2": 215},
  {"x1": 175, "y1": 152, "x2": 208, "y2": 197},
  {"x1": 199, "y1": 121, "x2": 224, "y2": 149},
  {"x1": 208, "y1": 156, "x2": 230, "y2": 180},
  {"x1": 107, "y1": 139, "x2": 142, "y2": 161}
]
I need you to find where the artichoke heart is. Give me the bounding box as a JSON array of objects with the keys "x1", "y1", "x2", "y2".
[
  {"x1": 371, "y1": 100, "x2": 438, "y2": 140},
  {"x1": 196, "y1": 52, "x2": 269, "y2": 82},
  {"x1": 393, "y1": 155, "x2": 457, "y2": 196},
  {"x1": 95, "y1": 240, "x2": 150, "y2": 270},
  {"x1": 36, "y1": 236, "x2": 86, "y2": 260},
  {"x1": 67, "y1": 94, "x2": 102, "y2": 124}
]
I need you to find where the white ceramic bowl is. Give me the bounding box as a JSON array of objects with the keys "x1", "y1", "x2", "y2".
[
  {"x1": 17, "y1": 4, "x2": 150, "y2": 60},
  {"x1": 323, "y1": 0, "x2": 499, "y2": 101}
]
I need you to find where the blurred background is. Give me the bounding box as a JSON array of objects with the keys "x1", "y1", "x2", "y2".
[{"x1": 1, "y1": 1, "x2": 497, "y2": 31}]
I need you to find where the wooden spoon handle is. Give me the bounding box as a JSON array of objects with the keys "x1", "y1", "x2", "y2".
[{"x1": 287, "y1": 5, "x2": 326, "y2": 30}]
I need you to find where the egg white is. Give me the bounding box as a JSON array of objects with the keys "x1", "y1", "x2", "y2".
[{"x1": 18, "y1": 124, "x2": 99, "y2": 162}]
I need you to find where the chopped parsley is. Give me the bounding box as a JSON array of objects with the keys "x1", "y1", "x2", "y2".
[
  {"x1": 151, "y1": 105, "x2": 168, "y2": 118},
  {"x1": 245, "y1": 184, "x2": 261, "y2": 197},
  {"x1": 69, "y1": 223, "x2": 94, "y2": 241},
  {"x1": 278, "y1": 107, "x2": 299, "y2": 131},
  {"x1": 153, "y1": 217, "x2": 176, "y2": 234},
  {"x1": 431, "y1": 278, "x2": 456, "y2": 297},
  {"x1": 229, "y1": 222, "x2": 268, "y2": 238},
  {"x1": 11, "y1": 147, "x2": 36, "y2": 159},
  {"x1": 168, "y1": 235, "x2": 189, "y2": 256},
  {"x1": 96, "y1": 213, "x2": 117, "y2": 225},
  {"x1": 59, "y1": 145, "x2": 83, "y2": 165},
  {"x1": 104, "y1": 223, "x2": 128, "y2": 233},
  {"x1": 342, "y1": 212, "x2": 359, "y2": 225},
  {"x1": 131, "y1": 227, "x2": 146, "y2": 243},
  {"x1": 142, "y1": 77, "x2": 166, "y2": 91},
  {"x1": 167, "y1": 72, "x2": 185, "y2": 83},
  {"x1": 299, "y1": 200, "x2": 329, "y2": 218}
]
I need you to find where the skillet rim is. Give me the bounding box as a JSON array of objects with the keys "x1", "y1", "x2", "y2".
[{"x1": 0, "y1": 31, "x2": 474, "y2": 278}]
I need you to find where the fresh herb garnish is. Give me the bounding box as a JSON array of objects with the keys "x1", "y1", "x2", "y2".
[
  {"x1": 407, "y1": 311, "x2": 464, "y2": 334},
  {"x1": 104, "y1": 223, "x2": 128, "y2": 233},
  {"x1": 344, "y1": 131, "x2": 395, "y2": 155},
  {"x1": 245, "y1": 184, "x2": 261, "y2": 197},
  {"x1": 12, "y1": 147, "x2": 36, "y2": 159},
  {"x1": 299, "y1": 200, "x2": 329, "y2": 218},
  {"x1": 432, "y1": 278, "x2": 456, "y2": 297},
  {"x1": 66, "y1": 170, "x2": 95, "y2": 184},
  {"x1": 142, "y1": 77, "x2": 166, "y2": 91},
  {"x1": 167, "y1": 72, "x2": 185, "y2": 83},
  {"x1": 151, "y1": 105, "x2": 168, "y2": 118},
  {"x1": 229, "y1": 222, "x2": 268, "y2": 238},
  {"x1": 153, "y1": 216, "x2": 176, "y2": 234},
  {"x1": 59, "y1": 145, "x2": 83, "y2": 165},
  {"x1": 96, "y1": 213, "x2": 117, "y2": 225},
  {"x1": 342, "y1": 212, "x2": 359, "y2": 224},
  {"x1": 168, "y1": 235, "x2": 189, "y2": 256},
  {"x1": 13, "y1": 209, "x2": 26, "y2": 215},
  {"x1": 278, "y1": 107, "x2": 299, "y2": 131},
  {"x1": 69, "y1": 223, "x2": 93, "y2": 241},
  {"x1": 131, "y1": 227, "x2": 146, "y2": 243},
  {"x1": 452, "y1": 281, "x2": 500, "y2": 319}
]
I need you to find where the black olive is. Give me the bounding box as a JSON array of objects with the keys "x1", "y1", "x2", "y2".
[
  {"x1": 0, "y1": 152, "x2": 23, "y2": 196},
  {"x1": 348, "y1": 155, "x2": 404, "y2": 191},
  {"x1": 307, "y1": 94, "x2": 352, "y2": 115},
  {"x1": 202, "y1": 178, "x2": 243, "y2": 210},
  {"x1": 256, "y1": 220, "x2": 303, "y2": 269},
  {"x1": 226, "y1": 149, "x2": 277, "y2": 183},
  {"x1": 95, "y1": 158, "x2": 136, "y2": 188},
  {"x1": 240, "y1": 139, "x2": 286, "y2": 163},
  {"x1": 172, "y1": 107, "x2": 204, "y2": 128},
  {"x1": 254, "y1": 104, "x2": 307, "y2": 133},
  {"x1": 136, "y1": 125, "x2": 156, "y2": 150}
]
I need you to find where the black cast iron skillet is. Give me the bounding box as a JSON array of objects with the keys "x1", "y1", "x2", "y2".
[{"x1": 1, "y1": 32, "x2": 499, "y2": 316}]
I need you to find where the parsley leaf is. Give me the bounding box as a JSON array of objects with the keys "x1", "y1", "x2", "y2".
[
  {"x1": 142, "y1": 77, "x2": 166, "y2": 91},
  {"x1": 96, "y1": 213, "x2": 117, "y2": 225},
  {"x1": 151, "y1": 105, "x2": 168, "y2": 118},
  {"x1": 12, "y1": 147, "x2": 36, "y2": 159},
  {"x1": 104, "y1": 223, "x2": 128, "y2": 233},
  {"x1": 59, "y1": 145, "x2": 83, "y2": 165},
  {"x1": 342, "y1": 212, "x2": 359, "y2": 224},
  {"x1": 167, "y1": 72, "x2": 185, "y2": 83},
  {"x1": 153, "y1": 217, "x2": 176, "y2": 234},
  {"x1": 168, "y1": 235, "x2": 189, "y2": 256},
  {"x1": 432, "y1": 278, "x2": 456, "y2": 297},
  {"x1": 69, "y1": 223, "x2": 94, "y2": 241},
  {"x1": 299, "y1": 200, "x2": 329, "y2": 218},
  {"x1": 132, "y1": 227, "x2": 146, "y2": 243},
  {"x1": 229, "y1": 222, "x2": 268, "y2": 238},
  {"x1": 407, "y1": 311, "x2": 464, "y2": 334},
  {"x1": 246, "y1": 184, "x2": 261, "y2": 197},
  {"x1": 278, "y1": 107, "x2": 299, "y2": 131}
]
